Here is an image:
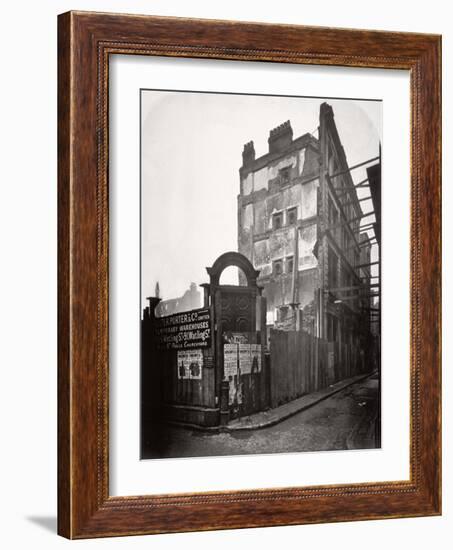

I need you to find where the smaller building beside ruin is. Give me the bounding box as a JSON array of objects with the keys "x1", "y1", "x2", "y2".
[{"x1": 155, "y1": 282, "x2": 201, "y2": 317}]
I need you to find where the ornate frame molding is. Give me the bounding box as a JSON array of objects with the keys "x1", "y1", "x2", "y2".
[{"x1": 58, "y1": 11, "x2": 441, "y2": 538}]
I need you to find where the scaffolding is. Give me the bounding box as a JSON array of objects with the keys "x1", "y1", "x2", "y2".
[{"x1": 322, "y1": 150, "x2": 381, "y2": 336}]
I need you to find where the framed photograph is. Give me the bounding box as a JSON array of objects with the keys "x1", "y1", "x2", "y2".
[{"x1": 58, "y1": 11, "x2": 441, "y2": 538}]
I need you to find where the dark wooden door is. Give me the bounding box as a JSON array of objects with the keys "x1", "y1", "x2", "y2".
[
  {"x1": 219, "y1": 289, "x2": 254, "y2": 333},
  {"x1": 218, "y1": 287, "x2": 264, "y2": 419}
]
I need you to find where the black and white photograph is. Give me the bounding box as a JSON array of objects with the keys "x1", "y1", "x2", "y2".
[
  {"x1": 0, "y1": 0, "x2": 446, "y2": 545},
  {"x1": 140, "y1": 90, "x2": 382, "y2": 460}
]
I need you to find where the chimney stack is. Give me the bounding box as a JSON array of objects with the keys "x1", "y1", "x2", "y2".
[
  {"x1": 268, "y1": 120, "x2": 293, "y2": 154},
  {"x1": 242, "y1": 141, "x2": 255, "y2": 167}
]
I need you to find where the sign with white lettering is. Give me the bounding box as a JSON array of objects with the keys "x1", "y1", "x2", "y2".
[{"x1": 155, "y1": 308, "x2": 211, "y2": 351}]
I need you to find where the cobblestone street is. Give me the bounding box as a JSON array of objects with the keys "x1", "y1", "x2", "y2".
[{"x1": 143, "y1": 374, "x2": 380, "y2": 459}]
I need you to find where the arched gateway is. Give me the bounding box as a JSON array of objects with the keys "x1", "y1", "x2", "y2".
[
  {"x1": 204, "y1": 252, "x2": 268, "y2": 424},
  {"x1": 141, "y1": 251, "x2": 269, "y2": 432},
  {"x1": 205, "y1": 251, "x2": 262, "y2": 336},
  {"x1": 206, "y1": 251, "x2": 260, "y2": 287}
]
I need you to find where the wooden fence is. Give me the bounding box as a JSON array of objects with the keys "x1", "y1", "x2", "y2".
[{"x1": 269, "y1": 329, "x2": 366, "y2": 408}]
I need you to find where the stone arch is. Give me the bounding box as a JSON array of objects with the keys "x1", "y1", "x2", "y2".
[{"x1": 206, "y1": 251, "x2": 260, "y2": 288}]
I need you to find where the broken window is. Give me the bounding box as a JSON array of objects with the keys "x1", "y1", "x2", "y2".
[
  {"x1": 287, "y1": 206, "x2": 297, "y2": 225},
  {"x1": 272, "y1": 212, "x2": 283, "y2": 230},
  {"x1": 273, "y1": 259, "x2": 283, "y2": 276},
  {"x1": 279, "y1": 305, "x2": 289, "y2": 322},
  {"x1": 286, "y1": 256, "x2": 294, "y2": 274},
  {"x1": 279, "y1": 166, "x2": 291, "y2": 185}
]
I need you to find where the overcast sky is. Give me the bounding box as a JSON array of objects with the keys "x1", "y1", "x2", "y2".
[{"x1": 141, "y1": 91, "x2": 381, "y2": 306}]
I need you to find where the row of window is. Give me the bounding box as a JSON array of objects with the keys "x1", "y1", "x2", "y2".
[
  {"x1": 272, "y1": 256, "x2": 294, "y2": 276},
  {"x1": 272, "y1": 206, "x2": 298, "y2": 230}
]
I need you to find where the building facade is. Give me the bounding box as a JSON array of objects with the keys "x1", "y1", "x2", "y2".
[
  {"x1": 154, "y1": 282, "x2": 201, "y2": 317},
  {"x1": 238, "y1": 103, "x2": 375, "y2": 351}
]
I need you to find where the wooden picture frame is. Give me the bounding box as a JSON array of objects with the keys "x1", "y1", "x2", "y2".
[{"x1": 58, "y1": 11, "x2": 441, "y2": 539}]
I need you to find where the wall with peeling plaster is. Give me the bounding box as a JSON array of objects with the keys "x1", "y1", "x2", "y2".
[
  {"x1": 238, "y1": 106, "x2": 373, "y2": 349},
  {"x1": 238, "y1": 124, "x2": 320, "y2": 327}
]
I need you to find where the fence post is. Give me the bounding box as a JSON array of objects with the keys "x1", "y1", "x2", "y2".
[{"x1": 219, "y1": 380, "x2": 230, "y2": 426}]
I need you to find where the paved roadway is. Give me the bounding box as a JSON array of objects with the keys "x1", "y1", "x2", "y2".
[{"x1": 143, "y1": 374, "x2": 380, "y2": 459}]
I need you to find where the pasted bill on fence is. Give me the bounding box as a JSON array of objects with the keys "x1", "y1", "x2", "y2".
[
  {"x1": 224, "y1": 341, "x2": 262, "y2": 377},
  {"x1": 223, "y1": 344, "x2": 238, "y2": 378},
  {"x1": 177, "y1": 349, "x2": 203, "y2": 379},
  {"x1": 239, "y1": 343, "x2": 262, "y2": 374}
]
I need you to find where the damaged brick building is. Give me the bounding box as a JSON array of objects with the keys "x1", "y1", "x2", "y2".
[{"x1": 238, "y1": 102, "x2": 376, "y2": 351}]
